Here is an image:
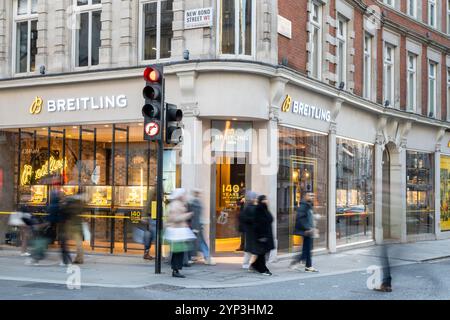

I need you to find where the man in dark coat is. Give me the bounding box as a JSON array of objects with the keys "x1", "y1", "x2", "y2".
[
  {"x1": 239, "y1": 191, "x2": 257, "y2": 269},
  {"x1": 250, "y1": 195, "x2": 275, "y2": 275},
  {"x1": 290, "y1": 192, "x2": 319, "y2": 272}
]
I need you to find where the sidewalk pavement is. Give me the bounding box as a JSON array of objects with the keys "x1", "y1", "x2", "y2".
[{"x1": 1, "y1": 239, "x2": 450, "y2": 290}]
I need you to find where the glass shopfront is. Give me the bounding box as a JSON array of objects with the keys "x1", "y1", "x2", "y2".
[
  {"x1": 336, "y1": 138, "x2": 374, "y2": 245},
  {"x1": 440, "y1": 155, "x2": 450, "y2": 231},
  {"x1": 277, "y1": 126, "x2": 328, "y2": 253},
  {"x1": 0, "y1": 123, "x2": 181, "y2": 254},
  {"x1": 406, "y1": 151, "x2": 435, "y2": 235}
]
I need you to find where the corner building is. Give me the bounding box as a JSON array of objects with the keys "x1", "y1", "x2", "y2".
[{"x1": 1, "y1": 0, "x2": 450, "y2": 256}]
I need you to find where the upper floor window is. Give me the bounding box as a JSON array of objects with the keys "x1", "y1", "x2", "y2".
[
  {"x1": 336, "y1": 16, "x2": 347, "y2": 88},
  {"x1": 447, "y1": 68, "x2": 450, "y2": 120},
  {"x1": 447, "y1": 0, "x2": 450, "y2": 34},
  {"x1": 384, "y1": 44, "x2": 395, "y2": 107},
  {"x1": 309, "y1": 1, "x2": 322, "y2": 79},
  {"x1": 74, "y1": 0, "x2": 102, "y2": 68},
  {"x1": 407, "y1": 53, "x2": 417, "y2": 112},
  {"x1": 383, "y1": 0, "x2": 395, "y2": 7},
  {"x1": 14, "y1": 0, "x2": 38, "y2": 74},
  {"x1": 219, "y1": 0, "x2": 254, "y2": 56},
  {"x1": 428, "y1": 0, "x2": 437, "y2": 28},
  {"x1": 428, "y1": 61, "x2": 437, "y2": 117},
  {"x1": 363, "y1": 34, "x2": 372, "y2": 100},
  {"x1": 140, "y1": 0, "x2": 174, "y2": 61},
  {"x1": 407, "y1": 0, "x2": 417, "y2": 18}
]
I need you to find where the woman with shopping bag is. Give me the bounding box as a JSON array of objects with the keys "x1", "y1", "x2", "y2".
[{"x1": 164, "y1": 188, "x2": 196, "y2": 278}]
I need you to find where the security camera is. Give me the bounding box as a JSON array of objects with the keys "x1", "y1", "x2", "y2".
[
  {"x1": 39, "y1": 65, "x2": 46, "y2": 75},
  {"x1": 183, "y1": 49, "x2": 190, "y2": 60}
]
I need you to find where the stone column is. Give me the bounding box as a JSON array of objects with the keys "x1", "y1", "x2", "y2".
[
  {"x1": 118, "y1": 0, "x2": 133, "y2": 67},
  {"x1": 53, "y1": 0, "x2": 68, "y2": 72},
  {"x1": 435, "y1": 144, "x2": 441, "y2": 239},
  {"x1": 399, "y1": 141, "x2": 408, "y2": 243},
  {"x1": 171, "y1": 0, "x2": 185, "y2": 60},
  {"x1": 0, "y1": 1, "x2": 7, "y2": 77},
  {"x1": 328, "y1": 122, "x2": 337, "y2": 253},
  {"x1": 99, "y1": 0, "x2": 113, "y2": 67},
  {"x1": 35, "y1": 0, "x2": 48, "y2": 73},
  {"x1": 374, "y1": 135, "x2": 384, "y2": 244}
]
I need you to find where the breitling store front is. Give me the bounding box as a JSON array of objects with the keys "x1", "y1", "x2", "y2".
[{"x1": 0, "y1": 78, "x2": 181, "y2": 255}]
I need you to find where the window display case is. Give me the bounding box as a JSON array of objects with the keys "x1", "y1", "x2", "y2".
[
  {"x1": 28, "y1": 185, "x2": 48, "y2": 205},
  {"x1": 84, "y1": 186, "x2": 112, "y2": 207},
  {"x1": 115, "y1": 186, "x2": 148, "y2": 208},
  {"x1": 50, "y1": 185, "x2": 79, "y2": 200}
]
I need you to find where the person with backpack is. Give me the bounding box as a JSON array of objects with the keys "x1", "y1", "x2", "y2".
[{"x1": 290, "y1": 192, "x2": 319, "y2": 273}]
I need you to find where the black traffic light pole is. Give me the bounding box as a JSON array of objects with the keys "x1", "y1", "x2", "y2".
[{"x1": 155, "y1": 78, "x2": 165, "y2": 274}]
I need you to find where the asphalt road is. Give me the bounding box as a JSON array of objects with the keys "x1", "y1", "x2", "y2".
[{"x1": 0, "y1": 258, "x2": 448, "y2": 300}]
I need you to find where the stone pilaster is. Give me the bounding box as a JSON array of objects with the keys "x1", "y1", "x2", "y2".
[
  {"x1": 0, "y1": 0, "x2": 8, "y2": 77},
  {"x1": 53, "y1": 0, "x2": 68, "y2": 72},
  {"x1": 171, "y1": 0, "x2": 185, "y2": 60},
  {"x1": 374, "y1": 134, "x2": 385, "y2": 244},
  {"x1": 35, "y1": 0, "x2": 49, "y2": 72},
  {"x1": 328, "y1": 121, "x2": 337, "y2": 253},
  {"x1": 99, "y1": 0, "x2": 113, "y2": 67},
  {"x1": 118, "y1": 0, "x2": 133, "y2": 67}
]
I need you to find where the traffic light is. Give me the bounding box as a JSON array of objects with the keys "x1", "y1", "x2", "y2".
[
  {"x1": 142, "y1": 65, "x2": 164, "y2": 141},
  {"x1": 165, "y1": 103, "x2": 183, "y2": 145}
]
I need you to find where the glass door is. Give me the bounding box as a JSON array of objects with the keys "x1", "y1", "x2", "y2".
[{"x1": 212, "y1": 154, "x2": 250, "y2": 253}]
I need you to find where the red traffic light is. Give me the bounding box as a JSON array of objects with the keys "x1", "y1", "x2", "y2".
[{"x1": 144, "y1": 67, "x2": 161, "y2": 83}]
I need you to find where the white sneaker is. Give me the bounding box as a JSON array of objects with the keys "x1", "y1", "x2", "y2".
[
  {"x1": 204, "y1": 259, "x2": 216, "y2": 266},
  {"x1": 20, "y1": 252, "x2": 31, "y2": 257},
  {"x1": 305, "y1": 266, "x2": 319, "y2": 273},
  {"x1": 242, "y1": 264, "x2": 250, "y2": 269}
]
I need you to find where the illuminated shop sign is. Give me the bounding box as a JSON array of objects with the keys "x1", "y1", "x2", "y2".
[
  {"x1": 281, "y1": 95, "x2": 331, "y2": 122},
  {"x1": 21, "y1": 156, "x2": 68, "y2": 186},
  {"x1": 30, "y1": 95, "x2": 128, "y2": 115}
]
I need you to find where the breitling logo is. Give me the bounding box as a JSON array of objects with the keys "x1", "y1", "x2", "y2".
[{"x1": 30, "y1": 97, "x2": 44, "y2": 115}]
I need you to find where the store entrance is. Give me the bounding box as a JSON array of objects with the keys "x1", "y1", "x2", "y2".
[{"x1": 211, "y1": 154, "x2": 250, "y2": 253}]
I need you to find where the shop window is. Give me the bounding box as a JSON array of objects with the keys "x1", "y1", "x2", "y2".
[
  {"x1": 336, "y1": 138, "x2": 374, "y2": 246},
  {"x1": 74, "y1": 0, "x2": 102, "y2": 68},
  {"x1": 140, "y1": 0, "x2": 174, "y2": 62},
  {"x1": 14, "y1": 0, "x2": 38, "y2": 74},
  {"x1": 277, "y1": 126, "x2": 328, "y2": 253},
  {"x1": 406, "y1": 151, "x2": 435, "y2": 235},
  {"x1": 441, "y1": 155, "x2": 450, "y2": 232},
  {"x1": 219, "y1": 0, "x2": 254, "y2": 57}
]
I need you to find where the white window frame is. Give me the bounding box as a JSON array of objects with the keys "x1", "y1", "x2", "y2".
[
  {"x1": 428, "y1": 0, "x2": 437, "y2": 28},
  {"x1": 139, "y1": 0, "x2": 174, "y2": 64},
  {"x1": 309, "y1": 1, "x2": 322, "y2": 79},
  {"x1": 447, "y1": 67, "x2": 450, "y2": 121},
  {"x1": 407, "y1": 53, "x2": 417, "y2": 112},
  {"x1": 428, "y1": 60, "x2": 437, "y2": 118},
  {"x1": 71, "y1": 0, "x2": 102, "y2": 70},
  {"x1": 447, "y1": 0, "x2": 450, "y2": 34},
  {"x1": 363, "y1": 33, "x2": 372, "y2": 100},
  {"x1": 383, "y1": 44, "x2": 395, "y2": 107},
  {"x1": 383, "y1": 0, "x2": 395, "y2": 8},
  {"x1": 336, "y1": 16, "x2": 347, "y2": 88},
  {"x1": 217, "y1": 0, "x2": 257, "y2": 59},
  {"x1": 12, "y1": 0, "x2": 38, "y2": 75},
  {"x1": 407, "y1": 0, "x2": 417, "y2": 18}
]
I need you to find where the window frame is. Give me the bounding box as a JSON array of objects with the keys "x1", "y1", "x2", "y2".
[
  {"x1": 71, "y1": 0, "x2": 102, "y2": 70},
  {"x1": 447, "y1": 0, "x2": 450, "y2": 34},
  {"x1": 138, "y1": 0, "x2": 174, "y2": 64},
  {"x1": 383, "y1": 43, "x2": 395, "y2": 107},
  {"x1": 383, "y1": 0, "x2": 395, "y2": 8},
  {"x1": 447, "y1": 67, "x2": 450, "y2": 121},
  {"x1": 363, "y1": 33, "x2": 372, "y2": 100},
  {"x1": 428, "y1": 0, "x2": 437, "y2": 29},
  {"x1": 216, "y1": 0, "x2": 257, "y2": 59},
  {"x1": 407, "y1": 53, "x2": 417, "y2": 112},
  {"x1": 428, "y1": 60, "x2": 437, "y2": 118},
  {"x1": 309, "y1": 1, "x2": 322, "y2": 80},
  {"x1": 407, "y1": 0, "x2": 417, "y2": 18},
  {"x1": 336, "y1": 15, "x2": 347, "y2": 88},
  {"x1": 12, "y1": 0, "x2": 39, "y2": 75}
]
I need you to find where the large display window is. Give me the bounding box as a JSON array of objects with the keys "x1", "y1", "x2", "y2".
[
  {"x1": 440, "y1": 155, "x2": 450, "y2": 231},
  {"x1": 406, "y1": 151, "x2": 435, "y2": 235},
  {"x1": 0, "y1": 123, "x2": 181, "y2": 254},
  {"x1": 336, "y1": 138, "x2": 374, "y2": 245},
  {"x1": 277, "y1": 126, "x2": 328, "y2": 253}
]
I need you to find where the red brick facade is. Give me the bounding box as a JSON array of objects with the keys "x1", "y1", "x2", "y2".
[{"x1": 278, "y1": 0, "x2": 450, "y2": 121}]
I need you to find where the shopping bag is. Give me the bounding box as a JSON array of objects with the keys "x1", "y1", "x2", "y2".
[
  {"x1": 133, "y1": 227, "x2": 145, "y2": 244},
  {"x1": 82, "y1": 222, "x2": 91, "y2": 242},
  {"x1": 8, "y1": 212, "x2": 25, "y2": 227}
]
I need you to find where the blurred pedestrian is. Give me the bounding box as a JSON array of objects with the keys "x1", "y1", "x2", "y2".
[
  {"x1": 164, "y1": 188, "x2": 196, "y2": 278},
  {"x1": 373, "y1": 244, "x2": 392, "y2": 292},
  {"x1": 188, "y1": 189, "x2": 216, "y2": 265},
  {"x1": 249, "y1": 195, "x2": 274, "y2": 276},
  {"x1": 141, "y1": 199, "x2": 156, "y2": 260},
  {"x1": 239, "y1": 191, "x2": 258, "y2": 270},
  {"x1": 65, "y1": 193, "x2": 84, "y2": 264},
  {"x1": 235, "y1": 190, "x2": 246, "y2": 252},
  {"x1": 290, "y1": 192, "x2": 319, "y2": 272}
]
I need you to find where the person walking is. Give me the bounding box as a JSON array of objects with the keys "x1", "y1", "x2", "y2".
[
  {"x1": 239, "y1": 191, "x2": 257, "y2": 270},
  {"x1": 373, "y1": 244, "x2": 392, "y2": 292},
  {"x1": 165, "y1": 188, "x2": 196, "y2": 278},
  {"x1": 65, "y1": 193, "x2": 84, "y2": 264},
  {"x1": 249, "y1": 195, "x2": 275, "y2": 276},
  {"x1": 290, "y1": 192, "x2": 319, "y2": 273},
  {"x1": 235, "y1": 191, "x2": 246, "y2": 251},
  {"x1": 188, "y1": 189, "x2": 216, "y2": 265},
  {"x1": 140, "y1": 199, "x2": 156, "y2": 260}
]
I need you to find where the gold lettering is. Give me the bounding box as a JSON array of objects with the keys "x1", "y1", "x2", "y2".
[
  {"x1": 30, "y1": 97, "x2": 44, "y2": 115},
  {"x1": 20, "y1": 156, "x2": 68, "y2": 186},
  {"x1": 281, "y1": 95, "x2": 292, "y2": 113}
]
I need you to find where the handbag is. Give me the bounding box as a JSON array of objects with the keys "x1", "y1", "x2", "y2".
[
  {"x1": 8, "y1": 212, "x2": 25, "y2": 227},
  {"x1": 133, "y1": 227, "x2": 145, "y2": 244}
]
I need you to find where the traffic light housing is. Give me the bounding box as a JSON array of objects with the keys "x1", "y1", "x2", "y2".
[
  {"x1": 142, "y1": 65, "x2": 163, "y2": 141},
  {"x1": 165, "y1": 103, "x2": 183, "y2": 145}
]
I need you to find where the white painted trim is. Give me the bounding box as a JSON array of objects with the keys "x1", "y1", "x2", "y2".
[
  {"x1": 278, "y1": 123, "x2": 328, "y2": 136},
  {"x1": 336, "y1": 135, "x2": 375, "y2": 146}
]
